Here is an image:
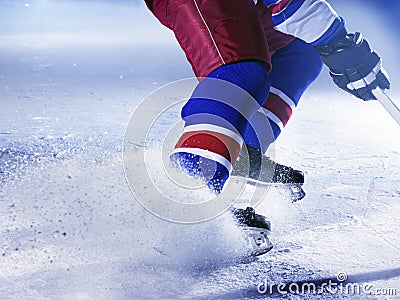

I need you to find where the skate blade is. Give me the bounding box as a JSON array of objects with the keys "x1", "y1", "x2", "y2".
[
  {"x1": 258, "y1": 182, "x2": 306, "y2": 202},
  {"x1": 242, "y1": 227, "x2": 273, "y2": 256},
  {"x1": 229, "y1": 176, "x2": 306, "y2": 202}
]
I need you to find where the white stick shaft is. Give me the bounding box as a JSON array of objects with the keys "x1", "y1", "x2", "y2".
[{"x1": 372, "y1": 88, "x2": 400, "y2": 126}]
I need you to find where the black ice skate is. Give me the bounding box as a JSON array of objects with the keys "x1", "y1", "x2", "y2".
[
  {"x1": 231, "y1": 144, "x2": 306, "y2": 201},
  {"x1": 232, "y1": 207, "x2": 273, "y2": 256}
]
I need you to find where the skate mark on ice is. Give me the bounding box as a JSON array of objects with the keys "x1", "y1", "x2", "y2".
[{"x1": 362, "y1": 176, "x2": 400, "y2": 252}]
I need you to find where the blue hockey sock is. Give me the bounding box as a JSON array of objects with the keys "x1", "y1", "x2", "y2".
[
  {"x1": 244, "y1": 39, "x2": 323, "y2": 152},
  {"x1": 171, "y1": 61, "x2": 270, "y2": 193}
]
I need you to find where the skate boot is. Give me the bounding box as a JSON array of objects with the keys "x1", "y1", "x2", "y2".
[
  {"x1": 232, "y1": 207, "x2": 273, "y2": 256},
  {"x1": 231, "y1": 144, "x2": 306, "y2": 201}
]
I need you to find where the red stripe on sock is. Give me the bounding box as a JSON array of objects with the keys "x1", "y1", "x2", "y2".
[
  {"x1": 263, "y1": 92, "x2": 293, "y2": 126},
  {"x1": 175, "y1": 130, "x2": 241, "y2": 165}
]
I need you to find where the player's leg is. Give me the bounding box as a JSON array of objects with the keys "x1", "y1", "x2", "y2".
[
  {"x1": 172, "y1": 61, "x2": 270, "y2": 192},
  {"x1": 244, "y1": 38, "x2": 323, "y2": 151},
  {"x1": 233, "y1": 38, "x2": 323, "y2": 198},
  {"x1": 232, "y1": 3, "x2": 320, "y2": 191},
  {"x1": 148, "y1": 0, "x2": 272, "y2": 193}
]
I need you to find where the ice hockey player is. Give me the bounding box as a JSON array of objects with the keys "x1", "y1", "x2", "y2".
[{"x1": 144, "y1": 0, "x2": 390, "y2": 253}]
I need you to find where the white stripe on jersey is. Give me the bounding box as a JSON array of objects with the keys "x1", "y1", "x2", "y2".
[{"x1": 275, "y1": 0, "x2": 338, "y2": 43}]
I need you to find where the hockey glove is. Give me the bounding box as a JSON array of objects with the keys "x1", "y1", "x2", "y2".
[{"x1": 316, "y1": 31, "x2": 390, "y2": 101}]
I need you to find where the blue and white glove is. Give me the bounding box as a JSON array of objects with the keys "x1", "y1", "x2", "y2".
[{"x1": 316, "y1": 30, "x2": 390, "y2": 100}]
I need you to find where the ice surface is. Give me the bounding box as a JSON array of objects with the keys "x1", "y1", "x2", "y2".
[{"x1": 1, "y1": 1, "x2": 400, "y2": 299}]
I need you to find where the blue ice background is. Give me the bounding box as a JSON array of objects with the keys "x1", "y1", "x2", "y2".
[{"x1": 0, "y1": 0, "x2": 398, "y2": 94}]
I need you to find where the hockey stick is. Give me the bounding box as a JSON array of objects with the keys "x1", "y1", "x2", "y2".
[{"x1": 372, "y1": 88, "x2": 400, "y2": 126}]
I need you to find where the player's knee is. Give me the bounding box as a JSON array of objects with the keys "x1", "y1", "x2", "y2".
[
  {"x1": 181, "y1": 60, "x2": 270, "y2": 127},
  {"x1": 208, "y1": 60, "x2": 270, "y2": 106}
]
